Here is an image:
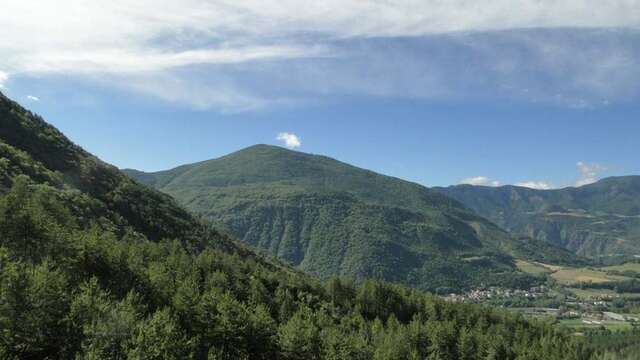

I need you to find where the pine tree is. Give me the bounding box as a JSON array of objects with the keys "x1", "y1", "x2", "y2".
[
  {"x1": 126, "y1": 308, "x2": 193, "y2": 360},
  {"x1": 278, "y1": 306, "x2": 321, "y2": 360},
  {"x1": 457, "y1": 327, "x2": 477, "y2": 360}
]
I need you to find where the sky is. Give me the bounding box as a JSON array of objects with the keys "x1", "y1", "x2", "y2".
[{"x1": 1, "y1": 1, "x2": 639, "y2": 188}]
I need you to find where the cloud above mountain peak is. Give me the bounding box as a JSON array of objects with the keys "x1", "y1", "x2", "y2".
[{"x1": 277, "y1": 132, "x2": 302, "y2": 149}]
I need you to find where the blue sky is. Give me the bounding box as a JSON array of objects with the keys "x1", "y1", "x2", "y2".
[{"x1": 1, "y1": 1, "x2": 639, "y2": 188}]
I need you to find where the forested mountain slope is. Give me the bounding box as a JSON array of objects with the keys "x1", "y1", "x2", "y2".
[
  {"x1": 126, "y1": 145, "x2": 582, "y2": 292},
  {"x1": 0, "y1": 91, "x2": 595, "y2": 359},
  {"x1": 0, "y1": 92, "x2": 245, "y2": 253},
  {"x1": 436, "y1": 178, "x2": 640, "y2": 260}
]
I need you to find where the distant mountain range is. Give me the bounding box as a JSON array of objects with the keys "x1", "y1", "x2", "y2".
[
  {"x1": 435, "y1": 177, "x2": 640, "y2": 261},
  {"x1": 125, "y1": 145, "x2": 580, "y2": 292}
]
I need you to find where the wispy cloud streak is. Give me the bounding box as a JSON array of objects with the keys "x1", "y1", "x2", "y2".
[{"x1": 1, "y1": 1, "x2": 639, "y2": 110}]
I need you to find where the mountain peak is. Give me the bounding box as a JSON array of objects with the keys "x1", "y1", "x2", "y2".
[
  {"x1": 127, "y1": 143, "x2": 461, "y2": 212},
  {"x1": 125, "y1": 139, "x2": 582, "y2": 290},
  {"x1": 217, "y1": 143, "x2": 318, "y2": 164},
  {"x1": 235, "y1": 143, "x2": 288, "y2": 152}
]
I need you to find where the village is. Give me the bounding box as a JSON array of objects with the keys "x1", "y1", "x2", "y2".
[{"x1": 444, "y1": 286, "x2": 640, "y2": 330}]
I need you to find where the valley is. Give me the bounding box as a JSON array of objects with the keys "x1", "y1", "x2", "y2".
[{"x1": 450, "y1": 259, "x2": 640, "y2": 340}]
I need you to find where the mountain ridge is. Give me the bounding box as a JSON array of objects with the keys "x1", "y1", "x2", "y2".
[
  {"x1": 0, "y1": 90, "x2": 255, "y2": 255},
  {"x1": 435, "y1": 176, "x2": 640, "y2": 259},
  {"x1": 123, "y1": 144, "x2": 461, "y2": 212},
  {"x1": 125, "y1": 144, "x2": 583, "y2": 291}
]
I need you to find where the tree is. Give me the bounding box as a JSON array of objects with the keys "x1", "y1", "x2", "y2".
[
  {"x1": 0, "y1": 176, "x2": 75, "y2": 263},
  {"x1": 373, "y1": 315, "x2": 411, "y2": 360},
  {"x1": 74, "y1": 290, "x2": 142, "y2": 360},
  {"x1": 457, "y1": 327, "x2": 477, "y2": 360},
  {"x1": 278, "y1": 306, "x2": 321, "y2": 360},
  {"x1": 246, "y1": 304, "x2": 277, "y2": 359},
  {"x1": 126, "y1": 308, "x2": 193, "y2": 360},
  {"x1": 326, "y1": 277, "x2": 355, "y2": 308},
  {"x1": 427, "y1": 321, "x2": 456, "y2": 360},
  {"x1": 0, "y1": 260, "x2": 71, "y2": 359}
]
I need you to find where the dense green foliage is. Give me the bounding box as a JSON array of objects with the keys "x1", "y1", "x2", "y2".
[
  {"x1": 0, "y1": 93, "x2": 228, "y2": 250},
  {"x1": 0, "y1": 176, "x2": 595, "y2": 359},
  {"x1": 435, "y1": 179, "x2": 640, "y2": 259},
  {"x1": 583, "y1": 329, "x2": 640, "y2": 360},
  {"x1": 126, "y1": 145, "x2": 580, "y2": 291},
  {"x1": 576, "y1": 279, "x2": 640, "y2": 293}
]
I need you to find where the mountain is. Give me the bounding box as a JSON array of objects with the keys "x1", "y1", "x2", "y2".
[
  {"x1": 0, "y1": 92, "x2": 595, "y2": 359},
  {"x1": 435, "y1": 177, "x2": 640, "y2": 260},
  {"x1": 0, "y1": 91, "x2": 251, "y2": 255},
  {"x1": 125, "y1": 144, "x2": 581, "y2": 292}
]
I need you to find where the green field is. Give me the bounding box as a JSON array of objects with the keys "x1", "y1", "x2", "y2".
[
  {"x1": 558, "y1": 319, "x2": 633, "y2": 331},
  {"x1": 516, "y1": 260, "x2": 638, "y2": 287},
  {"x1": 567, "y1": 288, "x2": 640, "y2": 300},
  {"x1": 601, "y1": 262, "x2": 640, "y2": 273},
  {"x1": 570, "y1": 288, "x2": 618, "y2": 300},
  {"x1": 516, "y1": 260, "x2": 553, "y2": 275},
  {"x1": 551, "y1": 268, "x2": 630, "y2": 285}
]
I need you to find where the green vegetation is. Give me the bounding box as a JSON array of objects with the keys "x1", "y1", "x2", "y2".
[
  {"x1": 569, "y1": 288, "x2": 619, "y2": 300},
  {"x1": 0, "y1": 93, "x2": 238, "y2": 253},
  {"x1": 557, "y1": 320, "x2": 635, "y2": 332},
  {"x1": 602, "y1": 262, "x2": 640, "y2": 273},
  {"x1": 582, "y1": 329, "x2": 640, "y2": 359},
  {"x1": 436, "y1": 179, "x2": 640, "y2": 259},
  {"x1": 0, "y1": 177, "x2": 596, "y2": 359},
  {"x1": 126, "y1": 145, "x2": 582, "y2": 292},
  {"x1": 552, "y1": 268, "x2": 630, "y2": 285},
  {"x1": 516, "y1": 260, "x2": 553, "y2": 275},
  {"x1": 0, "y1": 91, "x2": 596, "y2": 359}
]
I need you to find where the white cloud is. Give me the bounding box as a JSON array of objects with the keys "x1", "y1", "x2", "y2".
[
  {"x1": 14, "y1": 46, "x2": 326, "y2": 75},
  {"x1": 120, "y1": 72, "x2": 293, "y2": 112},
  {"x1": 459, "y1": 162, "x2": 609, "y2": 190},
  {"x1": 575, "y1": 161, "x2": 607, "y2": 186},
  {"x1": 0, "y1": 71, "x2": 7, "y2": 89},
  {"x1": 26, "y1": 95, "x2": 39, "y2": 101},
  {"x1": 459, "y1": 176, "x2": 501, "y2": 187},
  {"x1": 507, "y1": 162, "x2": 607, "y2": 189},
  {"x1": 515, "y1": 181, "x2": 555, "y2": 190},
  {"x1": 276, "y1": 132, "x2": 302, "y2": 149},
  {"x1": 2, "y1": 1, "x2": 637, "y2": 54},
  {"x1": 1, "y1": 1, "x2": 639, "y2": 110},
  {"x1": 459, "y1": 176, "x2": 556, "y2": 189}
]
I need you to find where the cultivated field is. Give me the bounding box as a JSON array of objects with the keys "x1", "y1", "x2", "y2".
[
  {"x1": 516, "y1": 260, "x2": 552, "y2": 275},
  {"x1": 551, "y1": 268, "x2": 629, "y2": 285},
  {"x1": 601, "y1": 262, "x2": 640, "y2": 273}
]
